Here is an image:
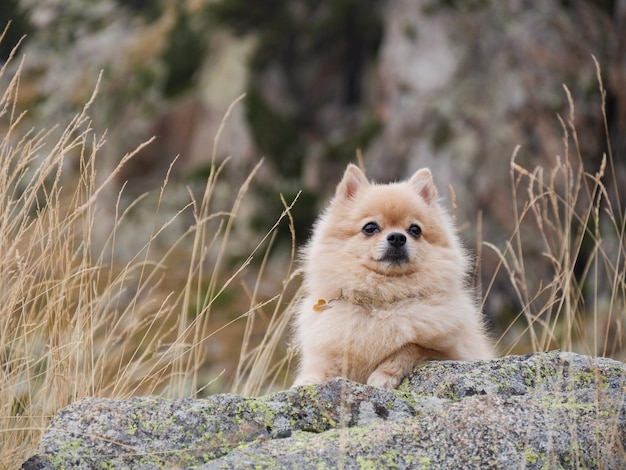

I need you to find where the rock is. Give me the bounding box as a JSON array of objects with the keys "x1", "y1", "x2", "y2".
[
  {"x1": 371, "y1": 0, "x2": 626, "y2": 319},
  {"x1": 374, "y1": 0, "x2": 618, "y2": 219},
  {"x1": 23, "y1": 351, "x2": 626, "y2": 469},
  {"x1": 10, "y1": 0, "x2": 626, "y2": 332}
]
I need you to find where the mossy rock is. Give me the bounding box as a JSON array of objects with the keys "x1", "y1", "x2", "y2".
[{"x1": 23, "y1": 351, "x2": 626, "y2": 469}]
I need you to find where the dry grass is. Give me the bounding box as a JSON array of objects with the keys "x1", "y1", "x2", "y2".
[
  {"x1": 0, "y1": 44, "x2": 298, "y2": 467},
  {"x1": 1, "y1": 32, "x2": 624, "y2": 469},
  {"x1": 485, "y1": 57, "x2": 625, "y2": 360}
]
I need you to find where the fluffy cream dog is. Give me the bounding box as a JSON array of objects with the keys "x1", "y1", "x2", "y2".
[{"x1": 292, "y1": 164, "x2": 493, "y2": 388}]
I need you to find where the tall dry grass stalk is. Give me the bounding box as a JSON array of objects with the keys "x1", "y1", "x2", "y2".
[
  {"x1": 485, "y1": 58, "x2": 625, "y2": 359},
  {"x1": 2, "y1": 25, "x2": 624, "y2": 469},
  {"x1": 0, "y1": 44, "x2": 297, "y2": 467}
]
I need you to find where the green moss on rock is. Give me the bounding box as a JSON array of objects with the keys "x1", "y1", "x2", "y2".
[{"x1": 23, "y1": 352, "x2": 626, "y2": 469}]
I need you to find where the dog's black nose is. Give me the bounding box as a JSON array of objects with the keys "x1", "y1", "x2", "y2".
[{"x1": 387, "y1": 232, "x2": 407, "y2": 247}]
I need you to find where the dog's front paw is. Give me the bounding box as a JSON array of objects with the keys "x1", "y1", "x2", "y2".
[
  {"x1": 291, "y1": 373, "x2": 326, "y2": 388},
  {"x1": 366, "y1": 370, "x2": 402, "y2": 389}
]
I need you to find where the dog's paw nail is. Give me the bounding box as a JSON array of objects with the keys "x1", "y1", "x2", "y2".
[{"x1": 367, "y1": 371, "x2": 399, "y2": 389}]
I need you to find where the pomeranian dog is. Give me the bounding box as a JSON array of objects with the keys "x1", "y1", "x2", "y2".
[{"x1": 292, "y1": 164, "x2": 493, "y2": 389}]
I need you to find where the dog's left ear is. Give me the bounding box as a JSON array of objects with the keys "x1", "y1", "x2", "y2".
[{"x1": 409, "y1": 168, "x2": 438, "y2": 204}]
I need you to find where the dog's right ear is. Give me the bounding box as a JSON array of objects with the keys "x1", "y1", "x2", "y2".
[{"x1": 336, "y1": 164, "x2": 368, "y2": 201}]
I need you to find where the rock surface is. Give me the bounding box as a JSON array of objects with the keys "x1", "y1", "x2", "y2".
[
  {"x1": 8, "y1": 1, "x2": 626, "y2": 335},
  {"x1": 23, "y1": 351, "x2": 626, "y2": 469},
  {"x1": 373, "y1": 0, "x2": 625, "y2": 318}
]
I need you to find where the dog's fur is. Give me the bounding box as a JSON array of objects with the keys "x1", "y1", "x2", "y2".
[{"x1": 292, "y1": 164, "x2": 493, "y2": 388}]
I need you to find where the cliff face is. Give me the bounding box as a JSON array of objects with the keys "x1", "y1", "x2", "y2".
[
  {"x1": 5, "y1": 1, "x2": 625, "y2": 340},
  {"x1": 371, "y1": 1, "x2": 624, "y2": 320},
  {"x1": 23, "y1": 351, "x2": 626, "y2": 469}
]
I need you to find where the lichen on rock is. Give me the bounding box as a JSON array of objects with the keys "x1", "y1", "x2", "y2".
[{"x1": 22, "y1": 351, "x2": 626, "y2": 469}]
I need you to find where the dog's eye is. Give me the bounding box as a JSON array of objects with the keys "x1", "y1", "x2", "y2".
[
  {"x1": 408, "y1": 224, "x2": 422, "y2": 238},
  {"x1": 362, "y1": 222, "x2": 380, "y2": 236}
]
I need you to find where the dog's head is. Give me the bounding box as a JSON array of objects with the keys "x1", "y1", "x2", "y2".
[
  {"x1": 329, "y1": 164, "x2": 448, "y2": 275},
  {"x1": 305, "y1": 164, "x2": 467, "y2": 300}
]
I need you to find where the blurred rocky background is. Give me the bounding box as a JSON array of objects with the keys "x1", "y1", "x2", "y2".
[{"x1": 2, "y1": 0, "x2": 625, "y2": 374}]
